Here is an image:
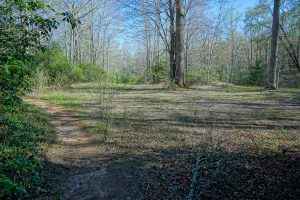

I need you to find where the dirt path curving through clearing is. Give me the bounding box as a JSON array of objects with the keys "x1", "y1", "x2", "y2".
[{"x1": 27, "y1": 99, "x2": 130, "y2": 200}]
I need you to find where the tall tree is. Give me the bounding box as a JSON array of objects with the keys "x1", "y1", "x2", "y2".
[
  {"x1": 169, "y1": 0, "x2": 176, "y2": 80},
  {"x1": 175, "y1": 0, "x2": 185, "y2": 86},
  {"x1": 268, "y1": 0, "x2": 280, "y2": 89}
]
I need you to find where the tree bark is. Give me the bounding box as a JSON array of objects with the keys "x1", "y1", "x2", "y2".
[
  {"x1": 268, "y1": 0, "x2": 280, "y2": 89},
  {"x1": 169, "y1": 0, "x2": 176, "y2": 80},
  {"x1": 175, "y1": 0, "x2": 185, "y2": 86}
]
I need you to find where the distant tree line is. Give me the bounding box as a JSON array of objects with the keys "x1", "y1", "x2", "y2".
[{"x1": 121, "y1": 0, "x2": 299, "y2": 88}]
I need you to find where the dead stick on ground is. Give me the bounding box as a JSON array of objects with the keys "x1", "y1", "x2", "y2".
[{"x1": 188, "y1": 153, "x2": 206, "y2": 200}]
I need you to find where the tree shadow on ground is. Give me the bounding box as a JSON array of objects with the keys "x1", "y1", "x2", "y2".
[
  {"x1": 44, "y1": 140, "x2": 300, "y2": 200},
  {"x1": 40, "y1": 84, "x2": 300, "y2": 199}
]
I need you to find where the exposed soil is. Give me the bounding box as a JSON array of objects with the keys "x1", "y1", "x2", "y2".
[
  {"x1": 26, "y1": 84, "x2": 300, "y2": 199},
  {"x1": 27, "y1": 99, "x2": 133, "y2": 200}
]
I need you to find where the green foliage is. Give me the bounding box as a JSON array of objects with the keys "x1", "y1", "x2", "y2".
[
  {"x1": 0, "y1": 55, "x2": 32, "y2": 105},
  {"x1": 33, "y1": 47, "x2": 70, "y2": 86},
  {"x1": 185, "y1": 67, "x2": 227, "y2": 85},
  {"x1": 61, "y1": 12, "x2": 81, "y2": 30},
  {"x1": 185, "y1": 68, "x2": 207, "y2": 85},
  {"x1": 0, "y1": 0, "x2": 58, "y2": 56},
  {"x1": 79, "y1": 62, "x2": 111, "y2": 82},
  {"x1": 185, "y1": 63, "x2": 267, "y2": 87},
  {"x1": 165, "y1": 81, "x2": 178, "y2": 90},
  {"x1": 0, "y1": 103, "x2": 54, "y2": 199},
  {"x1": 0, "y1": 0, "x2": 58, "y2": 105},
  {"x1": 116, "y1": 73, "x2": 141, "y2": 85},
  {"x1": 0, "y1": 2, "x2": 57, "y2": 198},
  {"x1": 115, "y1": 62, "x2": 168, "y2": 85},
  {"x1": 249, "y1": 59, "x2": 266, "y2": 86},
  {"x1": 31, "y1": 46, "x2": 112, "y2": 88},
  {"x1": 144, "y1": 61, "x2": 168, "y2": 84},
  {"x1": 230, "y1": 68, "x2": 251, "y2": 86},
  {"x1": 33, "y1": 68, "x2": 49, "y2": 94}
]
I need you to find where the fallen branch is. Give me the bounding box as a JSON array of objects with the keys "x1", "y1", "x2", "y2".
[{"x1": 188, "y1": 154, "x2": 206, "y2": 200}]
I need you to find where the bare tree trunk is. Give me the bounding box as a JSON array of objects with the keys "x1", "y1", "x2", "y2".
[
  {"x1": 143, "y1": 0, "x2": 151, "y2": 69},
  {"x1": 185, "y1": 40, "x2": 188, "y2": 71},
  {"x1": 89, "y1": 0, "x2": 95, "y2": 65},
  {"x1": 250, "y1": 32, "x2": 253, "y2": 67},
  {"x1": 64, "y1": 22, "x2": 68, "y2": 58},
  {"x1": 169, "y1": 0, "x2": 176, "y2": 80},
  {"x1": 268, "y1": 0, "x2": 280, "y2": 89},
  {"x1": 102, "y1": 42, "x2": 105, "y2": 68},
  {"x1": 185, "y1": 26, "x2": 189, "y2": 71},
  {"x1": 106, "y1": 37, "x2": 109, "y2": 70},
  {"x1": 175, "y1": 0, "x2": 185, "y2": 86}
]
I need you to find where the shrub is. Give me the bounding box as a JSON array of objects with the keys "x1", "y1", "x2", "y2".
[
  {"x1": 0, "y1": 55, "x2": 32, "y2": 105},
  {"x1": 231, "y1": 68, "x2": 250, "y2": 86},
  {"x1": 71, "y1": 65, "x2": 85, "y2": 82},
  {"x1": 185, "y1": 66, "x2": 227, "y2": 85},
  {"x1": 0, "y1": 103, "x2": 54, "y2": 199},
  {"x1": 79, "y1": 63, "x2": 111, "y2": 82},
  {"x1": 144, "y1": 61, "x2": 168, "y2": 84},
  {"x1": 116, "y1": 73, "x2": 141, "y2": 85},
  {"x1": 31, "y1": 46, "x2": 112, "y2": 88},
  {"x1": 165, "y1": 80, "x2": 178, "y2": 90},
  {"x1": 185, "y1": 68, "x2": 207, "y2": 85},
  {"x1": 32, "y1": 47, "x2": 72, "y2": 86},
  {"x1": 249, "y1": 59, "x2": 266, "y2": 86}
]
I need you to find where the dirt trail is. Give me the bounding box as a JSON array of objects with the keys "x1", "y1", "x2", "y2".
[{"x1": 27, "y1": 99, "x2": 126, "y2": 200}]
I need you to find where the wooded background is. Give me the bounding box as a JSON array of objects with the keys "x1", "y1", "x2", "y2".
[{"x1": 46, "y1": 0, "x2": 300, "y2": 87}]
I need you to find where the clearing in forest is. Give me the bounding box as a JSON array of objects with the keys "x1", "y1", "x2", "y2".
[{"x1": 31, "y1": 83, "x2": 300, "y2": 199}]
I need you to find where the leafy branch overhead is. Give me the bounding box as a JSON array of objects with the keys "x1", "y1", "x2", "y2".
[{"x1": 62, "y1": 12, "x2": 81, "y2": 30}]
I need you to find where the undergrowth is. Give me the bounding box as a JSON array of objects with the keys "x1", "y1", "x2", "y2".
[
  {"x1": 0, "y1": 102, "x2": 54, "y2": 199},
  {"x1": 31, "y1": 45, "x2": 112, "y2": 91}
]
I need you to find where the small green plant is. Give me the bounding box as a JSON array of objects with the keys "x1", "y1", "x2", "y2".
[
  {"x1": 51, "y1": 188, "x2": 64, "y2": 200},
  {"x1": 116, "y1": 73, "x2": 141, "y2": 84},
  {"x1": 249, "y1": 59, "x2": 266, "y2": 86},
  {"x1": 230, "y1": 68, "x2": 250, "y2": 85},
  {"x1": 185, "y1": 66, "x2": 227, "y2": 86},
  {"x1": 165, "y1": 80, "x2": 178, "y2": 90},
  {"x1": 144, "y1": 61, "x2": 168, "y2": 84}
]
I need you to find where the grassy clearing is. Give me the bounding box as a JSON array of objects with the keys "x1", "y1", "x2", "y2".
[{"x1": 36, "y1": 83, "x2": 300, "y2": 199}]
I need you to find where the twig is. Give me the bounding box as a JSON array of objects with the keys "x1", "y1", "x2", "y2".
[{"x1": 188, "y1": 154, "x2": 206, "y2": 200}]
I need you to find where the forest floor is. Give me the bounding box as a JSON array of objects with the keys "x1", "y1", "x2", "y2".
[
  {"x1": 29, "y1": 82, "x2": 300, "y2": 199},
  {"x1": 25, "y1": 99, "x2": 132, "y2": 200}
]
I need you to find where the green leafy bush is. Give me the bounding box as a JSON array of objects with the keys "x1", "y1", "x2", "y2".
[
  {"x1": 0, "y1": 103, "x2": 54, "y2": 199},
  {"x1": 0, "y1": 55, "x2": 32, "y2": 105},
  {"x1": 144, "y1": 61, "x2": 168, "y2": 84},
  {"x1": 32, "y1": 47, "x2": 74, "y2": 86},
  {"x1": 185, "y1": 68, "x2": 207, "y2": 85},
  {"x1": 0, "y1": 0, "x2": 58, "y2": 105},
  {"x1": 0, "y1": 0, "x2": 58, "y2": 57},
  {"x1": 79, "y1": 62, "x2": 112, "y2": 82},
  {"x1": 31, "y1": 46, "x2": 112, "y2": 88},
  {"x1": 116, "y1": 73, "x2": 141, "y2": 84},
  {"x1": 230, "y1": 68, "x2": 250, "y2": 86},
  {"x1": 71, "y1": 66, "x2": 85, "y2": 82},
  {"x1": 249, "y1": 59, "x2": 266, "y2": 86},
  {"x1": 185, "y1": 67, "x2": 227, "y2": 85}
]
